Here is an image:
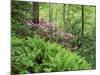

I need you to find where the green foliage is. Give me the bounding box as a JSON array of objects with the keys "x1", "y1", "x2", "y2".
[
  {"x1": 11, "y1": 1, "x2": 32, "y2": 21},
  {"x1": 82, "y1": 33, "x2": 96, "y2": 69},
  {"x1": 12, "y1": 35, "x2": 91, "y2": 74},
  {"x1": 11, "y1": 1, "x2": 96, "y2": 74},
  {"x1": 11, "y1": 19, "x2": 34, "y2": 37}
]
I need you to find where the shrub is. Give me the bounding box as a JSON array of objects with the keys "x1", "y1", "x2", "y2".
[
  {"x1": 11, "y1": 19, "x2": 35, "y2": 38},
  {"x1": 11, "y1": 35, "x2": 91, "y2": 74},
  {"x1": 12, "y1": 17, "x2": 74, "y2": 48},
  {"x1": 25, "y1": 18, "x2": 74, "y2": 47}
]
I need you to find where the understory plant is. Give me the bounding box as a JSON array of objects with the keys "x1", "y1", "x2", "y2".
[
  {"x1": 25, "y1": 18, "x2": 74, "y2": 47},
  {"x1": 11, "y1": 35, "x2": 91, "y2": 74}
]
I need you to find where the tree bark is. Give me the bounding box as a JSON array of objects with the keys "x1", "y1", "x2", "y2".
[
  {"x1": 81, "y1": 5, "x2": 84, "y2": 55},
  {"x1": 67, "y1": 4, "x2": 70, "y2": 29},
  {"x1": 63, "y1": 4, "x2": 67, "y2": 33},
  {"x1": 49, "y1": 3, "x2": 53, "y2": 22},
  {"x1": 32, "y1": 2, "x2": 39, "y2": 24},
  {"x1": 55, "y1": 7, "x2": 58, "y2": 25}
]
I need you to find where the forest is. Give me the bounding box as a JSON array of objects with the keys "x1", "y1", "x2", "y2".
[{"x1": 11, "y1": 1, "x2": 96, "y2": 74}]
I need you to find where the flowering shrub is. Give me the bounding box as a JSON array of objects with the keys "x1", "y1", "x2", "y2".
[{"x1": 25, "y1": 18, "x2": 74, "y2": 47}]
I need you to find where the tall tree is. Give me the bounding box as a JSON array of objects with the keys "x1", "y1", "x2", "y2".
[
  {"x1": 67, "y1": 4, "x2": 70, "y2": 29},
  {"x1": 81, "y1": 5, "x2": 84, "y2": 55},
  {"x1": 32, "y1": 2, "x2": 39, "y2": 24},
  {"x1": 49, "y1": 3, "x2": 53, "y2": 22},
  {"x1": 55, "y1": 6, "x2": 58, "y2": 25},
  {"x1": 63, "y1": 4, "x2": 67, "y2": 33}
]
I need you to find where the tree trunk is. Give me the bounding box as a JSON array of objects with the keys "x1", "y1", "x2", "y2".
[
  {"x1": 67, "y1": 4, "x2": 70, "y2": 30},
  {"x1": 63, "y1": 4, "x2": 67, "y2": 33},
  {"x1": 49, "y1": 3, "x2": 53, "y2": 22},
  {"x1": 32, "y1": 2, "x2": 39, "y2": 24},
  {"x1": 81, "y1": 5, "x2": 84, "y2": 55},
  {"x1": 55, "y1": 7, "x2": 58, "y2": 25}
]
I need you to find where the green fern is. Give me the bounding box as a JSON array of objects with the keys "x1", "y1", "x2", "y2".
[{"x1": 12, "y1": 35, "x2": 91, "y2": 74}]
